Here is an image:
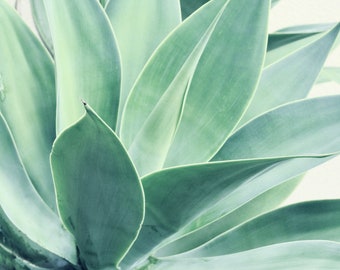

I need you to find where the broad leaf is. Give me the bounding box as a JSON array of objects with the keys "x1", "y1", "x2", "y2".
[
  {"x1": 43, "y1": 0, "x2": 120, "y2": 133},
  {"x1": 181, "y1": 200, "x2": 340, "y2": 257},
  {"x1": 0, "y1": 114, "x2": 76, "y2": 264},
  {"x1": 121, "y1": 96, "x2": 340, "y2": 267},
  {"x1": 121, "y1": 0, "x2": 270, "y2": 176},
  {"x1": 214, "y1": 96, "x2": 340, "y2": 160},
  {"x1": 51, "y1": 103, "x2": 144, "y2": 270},
  {"x1": 237, "y1": 24, "x2": 340, "y2": 127},
  {"x1": 30, "y1": 0, "x2": 53, "y2": 55},
  {"x1": 150, "y1": 241, "x2": 340, "y2": 270},
  {"x1": 0, "y1": 0, "x2": 56, "y2": 209},
  {"x1": 105, "y1": 0, "x2": 181, "y2": 128},
  {"x1": 120, "y1": 156, "x2": 331, "y2": 269},
  {"x1": 157, "y1": 176, "x2": 302, "y2": 256}
]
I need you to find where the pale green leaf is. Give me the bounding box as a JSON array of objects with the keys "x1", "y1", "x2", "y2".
[
  {"x1": 213, "y1": 96, "x2": 340, "y2": 161},
  {"x1": 29, "y1": 0, "x2": 53, "y2": 56},
  {"x1": 121, "y1": 0, "x2": 270, "y2": 176},
  {"x1": 43, "y1": 0, "x2": 120, "y2": 133},
  {"x1": 0, "y1": 0, "x2": 56, "y2": 210},
  {"x1": 180, "y1": 0, "x2": 279, "y2": 20},
  {"x1": 317, "y1": 67, "x2": 340, "y2": 84},
  {"x1": 122, "y1": 96, "x2": 340, "y2": 267},
  {"x1": 276, "y1": 23, "x2": 338, "y2": 34},
  {"x1": 105, "y1": 0, "x2": 181, "y2": 128},
  {"x1": 0, "y1": 114, "x2": 76, "y2": 264},
  {"x1": 120, "y1": 157, "x2": 286, "y2": 268},
  {"x1": 0, "y1": 244, "x2": 48, "y2": 270},
  {"x1": 0, "y1": 206, "x2": 70, "y2": 268},
  {"x1": 157, "y1": 176, "x2": 302, "y2": 256},
  {"x1": 181, "y1": 200, "x2": 340, "y2": 257},
  {"x1": 51, "y1": 103, "x2": 144, "y2": 270},
  {"x1": 150, "y1": 241, "x2": 340, "y2": 270},
  {"x1": 237, "y1": 24, "x2": 340, "y2": 127}
]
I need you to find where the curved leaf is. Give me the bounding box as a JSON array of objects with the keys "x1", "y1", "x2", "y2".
[
  {"x1": 276, "y1": 23, "x2": 338, "y2": 34},
  {"x1": 29, "y1": 0, "x2": 53, "y2": 56},
  {"x1": 237, "y1": 23, "x2": 340, "y2": 126},
  {"x1": 105, "y1": 0, "x2": 181, "y2": 128},
  {"x1": 0, "y1": 244, "x2": 47, "y2": 270},
  {"x1": 157, "y1": 176, "x2": 302, "y2": 256},
  {"x1": 179, "y1": 0, "x2": 210, "y2": 19},
  {"x1": 180, "y1": 0, "x2": 280, "y2": 20},
  {"x1": 43, "y1": 0, "x2": 120, "y2": 133},
  {"x1": 122, "y1": 95, "x2": 340, "y2": 266},
  {"x1": 121, "y1": 0, "x2": 270, "y2": 175},
  {"x1": 0, "y1": 206, "x2": 70, "y2": 268},
  {"x1": 0, "y1": 0, "x2": 56, "y2": 209},
  {"x1": 0, "y1": 114, "x2": 77, "y2": 264},
  {"x1": 51, "y1": 103, "x2": 144, "y2": 270},
  {"x1": 317, "y1": 67, "x2": 340, "y2": 84},
  {"x1": 213, "y1": 96, "x2": 340, "y2": 160},
  {"x1": 181, "y1": 200, "x2": 340, "y2": 257},
  {"x1": 150, "y1": 241, "x2": 340, "y2": 270}
]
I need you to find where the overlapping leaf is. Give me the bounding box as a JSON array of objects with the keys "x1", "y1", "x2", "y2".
[
  {"x1": 30, "y1": 0, "x2": 53, "y2": 56},
  {"x1": 51, "y1": 104, "x2": 144, "y2": 270},
  {"x1": 0, "y1": 206, "x2": 70, "y2": 268},
  {"x1": 43, "y1": 0, "x2": 120, "y2": 133},
  {"x1": 157, "y1": 176, "x2": 302, "y2": 256},
  {"x1": 121, "y1": 0, "x2": 270, "y2": 176},
  {"x1": 237, "y1": 24, "x2": 340, "y2": 127},
  {"x1": 0, "y1": 114, "x2": 76, "y2": 264},
  {"x1": 149, "y1": 241, "x2": 340, "y2": 270},
  {"x1": 179, "y1": 200, "x2": 340, "y2": 257},
  {"x1": 121, "y1": 96, "x2": 340, "y2": 268},
  {"x1": 105, "y1": 0, "x2": 181, "y2": 127},
  {"x1": 0, "y1": 0, "x2": 56, "y2": 209}
]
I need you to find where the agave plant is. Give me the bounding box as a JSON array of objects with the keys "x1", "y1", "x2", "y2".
[{"x1": 1, "y1": 0, "x2": 340, "y2": 269}]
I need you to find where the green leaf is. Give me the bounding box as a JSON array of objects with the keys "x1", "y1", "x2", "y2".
[
  {"x1": 213, "y1": 96, "x2": 340, "y2": 160},
  {"x1": 275, "y1": 23, "x2": 338, "y2": 34},
  {"x1": 0, "y1": 114, "x2": 77, "y2": 264},
  {"x1": 50, "y1": 103, "x2": 144, "y2": 270},
  {"x1": 149, "y1": 241, "x2": 340, "y2": 270},
  {"x1": 157, "y1": 176, "x2": 302, "y2": 256},
  {"x1": 181, "y1": 200, "x2": 340, "y2": 257},
  {"x1": 179, "y1": 0, "x2": 210, "y2": 19},
  {"x1": 105, "y1": 0, "x2": 181, "y2": 128},
  {"x1": 99, "y1": 0, "x2": 109, "y2": 7},
  {"x1": 29, "y1": 0, "x2": 54, "y2": 56},
  {"x1": 122, "y1": 96, "x2": 340, "y2": 267},
  {"x1": 0, "y1": 244, "x2": 47, "y2": 270},
  {"x1": 317, "y1": 67, "x2": 340, "y2": 84},
  {"x1": 0, "y1": 207, "x2": 70, "y2": 268},
  {"x1": 0, "y1": 0, "x2": 56, "y2": 210},
  {"x1": 121, "y1": 0, "x2": 270, "y2": 176},
  {"x1": 237, "y1": 23, "x2": 340, "y2": 127},
  {"x1": 43, "y1": 0, "x2": 120, "y2": 133},
  {"x1": 120, "y1": 156, "x2": 330, "y2": 269},
  {"x1": 180, "y1": 0, "x2": 279, "y2": 20}
]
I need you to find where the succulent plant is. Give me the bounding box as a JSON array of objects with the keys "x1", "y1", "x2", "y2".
[{"x1": 1, "y1": 0, "x2": 340, "y2": 269}]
